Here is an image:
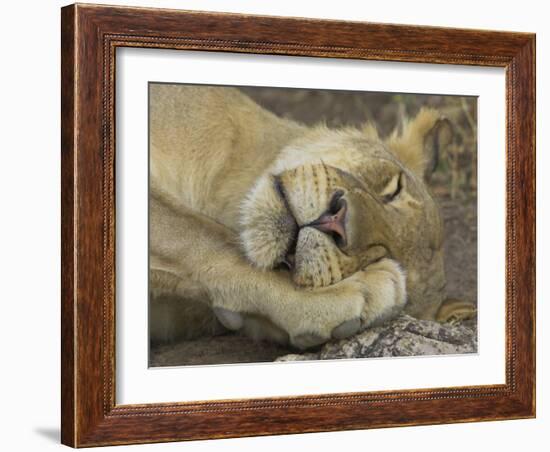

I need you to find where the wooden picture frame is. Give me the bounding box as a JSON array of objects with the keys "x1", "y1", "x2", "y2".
[{"x1": 61, "y1": 3, "x2": 535, "y2": 447}]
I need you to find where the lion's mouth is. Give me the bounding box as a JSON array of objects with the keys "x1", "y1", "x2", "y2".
[
  {"x1": 273, "y1": 176, "x2": 299, "y2": 271},
  {"x1": 273, "y1": 176, "x2": 349, "y2": 273}
]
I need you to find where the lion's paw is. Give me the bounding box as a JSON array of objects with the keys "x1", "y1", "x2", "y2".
[
  {"x1": 213, "y1": 306, "x2": 362, "y2": 350},
  {"x1": 213, "y1": 258, "x2": 406, "y2": 351},
  {"x1": 213, "y1": 307, "x2": 244, "y2": 331},
  {"x1": 353, "y1": 258, "x2": 407, "y2": 327}
]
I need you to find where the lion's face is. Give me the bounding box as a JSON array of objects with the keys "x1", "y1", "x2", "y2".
[{"x1": 240, "y1": 109, "x2": 452, "y2": 313}]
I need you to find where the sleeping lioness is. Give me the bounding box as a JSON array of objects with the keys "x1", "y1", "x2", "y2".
[{"x1": 149, "y1": 84, "x2": 474, "y2": 350}]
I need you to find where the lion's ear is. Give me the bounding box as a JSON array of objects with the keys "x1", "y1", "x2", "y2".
[{"x1": 386, "y1": 108, "x2": 453, "y2": 182}]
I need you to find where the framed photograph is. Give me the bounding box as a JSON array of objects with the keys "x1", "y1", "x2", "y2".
[{"x1": 61, "y1": 3, "x2": 535, "y2": 447}]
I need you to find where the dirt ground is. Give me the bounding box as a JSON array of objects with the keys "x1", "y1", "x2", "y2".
[{"x1": 149, "y1": 86, "x2": 478, "y2": 367}]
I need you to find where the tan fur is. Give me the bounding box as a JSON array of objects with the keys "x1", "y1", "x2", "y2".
[
  {"x1": 387, "y1": 109, "x2": 441, "y2": 177},
  {"x1": 149, "y1": 84, "x2": 460, "y2": 349}
]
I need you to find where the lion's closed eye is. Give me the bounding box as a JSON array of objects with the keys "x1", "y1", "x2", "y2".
[{"x1": 380, "y1": 172, "x2": 403, "y2": 203}]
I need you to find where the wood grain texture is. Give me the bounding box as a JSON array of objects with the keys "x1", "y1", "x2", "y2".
[
  {"x1": 60, "y1": 5, "x2": 76, "y2": 446},
  {"x1": 60, "y1": 3, "x2": 536, "y2": 447}
]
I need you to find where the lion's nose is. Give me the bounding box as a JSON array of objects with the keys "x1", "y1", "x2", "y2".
[{"x1": 307, "y1": 194, "x2": 347, "y2": 247}]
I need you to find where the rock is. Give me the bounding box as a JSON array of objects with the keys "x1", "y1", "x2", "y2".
[{"x1": 276, "y1": 315, "x2": 477, "y2": 362}]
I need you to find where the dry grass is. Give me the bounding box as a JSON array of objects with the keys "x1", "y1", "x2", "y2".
[{"x1": 241, "y1": 87, "x2": 478, "y2": 200}]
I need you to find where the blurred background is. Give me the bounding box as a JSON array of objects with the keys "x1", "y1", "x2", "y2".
[
  {"x1": 240, "y1": 86, "x2": 478, "y2": 202},
  {"x1": 150, "y1": 85, "x2": 478, "y2": 366}
]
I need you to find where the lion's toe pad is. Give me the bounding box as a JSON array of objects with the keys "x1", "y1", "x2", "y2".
[
  {"x1": 293, "y1": 333, "x2": 327, "y2": 350},
  {"x1": 332, "y1": 318, "x2": 361, "y2": 340},
  {"x1": 213, "y1": 307, "x2": 244, "y2": 331}
]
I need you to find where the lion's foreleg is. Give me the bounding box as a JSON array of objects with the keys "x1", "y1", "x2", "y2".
[
  {"x1": 149, "y1": 195, "x2": 372, "y2": 349},
  {"x1": 149, "y1": 269, "x2": 224, "y2": 344}
]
